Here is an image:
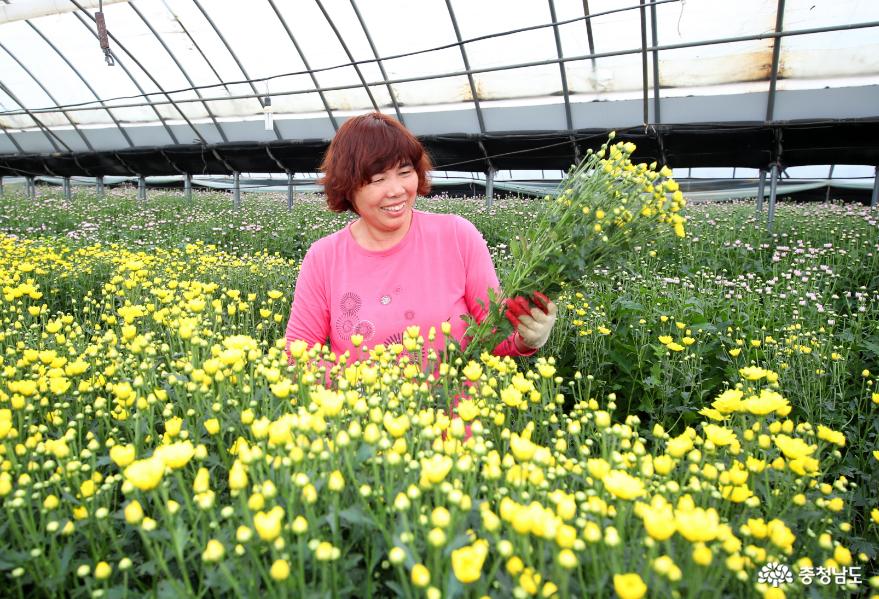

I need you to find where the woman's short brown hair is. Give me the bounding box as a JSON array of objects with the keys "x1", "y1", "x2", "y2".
[{"x1": 319, "y1": 112, "x2": 432, "y2": 213}]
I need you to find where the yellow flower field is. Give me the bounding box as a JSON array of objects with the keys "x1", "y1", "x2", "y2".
[{"x1": 1, "y1": 219, "x2": 876, "y2": 597}]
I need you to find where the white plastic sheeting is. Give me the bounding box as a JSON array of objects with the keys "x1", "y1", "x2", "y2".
[{"x1": 0, "y1": 0, "x2": 878, "y2": 155}]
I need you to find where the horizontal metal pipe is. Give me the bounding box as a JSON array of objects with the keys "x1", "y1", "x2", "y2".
[
  {"x1": 6, "y1": 0, "x2": 679, "y2": 112},
  {"x1": 4, "y1": 18, "x2": 877, "y2": 119}
]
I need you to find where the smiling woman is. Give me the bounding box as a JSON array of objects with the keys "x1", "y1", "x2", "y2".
[
  {"x1": 284, "y1": 112, "x2": 557, "y2": 360},
  {"x1": 349, "y1": 161, "x2": 420, "y2": 251}
]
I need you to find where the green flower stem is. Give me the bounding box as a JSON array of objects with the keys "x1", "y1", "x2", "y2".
[
  {"x1": 138, "y1": 529, "x2": 186, "y2": 596},
  {"x1": 296, "y1": 536, "x2": 307, "y2": 597}
]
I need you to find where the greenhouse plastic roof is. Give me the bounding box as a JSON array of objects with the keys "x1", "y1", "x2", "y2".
[{"x1": 1, "y1": 0, "x2": 878, "y2": 177}]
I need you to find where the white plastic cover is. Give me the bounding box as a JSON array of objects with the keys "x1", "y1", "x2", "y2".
[{"x1": 0, "y1": 0, "x2": 877, "y2": 156}]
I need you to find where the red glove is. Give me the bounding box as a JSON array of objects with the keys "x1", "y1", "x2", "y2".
[
  {"x1": 504, "y1": 292, "x2": 551, "y2": 326},
  {"x1": 531, "y1": 291, "x2": 551, "y2": 314},
  {"x1": 504, "y1": 296, "x2": 530, "y2": 327}
]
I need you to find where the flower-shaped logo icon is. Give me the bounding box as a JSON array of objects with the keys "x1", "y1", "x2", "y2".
[{"x1": 757, "y1": 562, "x2": 793, "y2": 587}]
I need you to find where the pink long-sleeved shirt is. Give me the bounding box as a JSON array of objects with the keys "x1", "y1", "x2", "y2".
[{"x1": 285, "y1": 209, "x2": 532, "y2": 359}]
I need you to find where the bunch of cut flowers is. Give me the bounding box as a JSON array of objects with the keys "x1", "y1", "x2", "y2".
[{"x1": 465, "y1": 133, "x2": 687, "y2": 357}]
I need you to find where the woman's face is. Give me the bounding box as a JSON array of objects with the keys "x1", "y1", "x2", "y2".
[{"x1": 351, "y1": 161, "x2": 419, "y2": 234}]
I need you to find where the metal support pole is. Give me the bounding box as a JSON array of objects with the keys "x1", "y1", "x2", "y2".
[
  {"x1": 63, "y1": 176, "x2": 71, "y2": 201},
  {"x1": 649, "y1": 0, "x2": 661, "y2": 125},
  {"x1": 184, "y1": 172, "x2": 192, "y2": 201},
  {"x1": 871, "y1": 166, "x2": 878, "y2": 210},
  {"x1": 233, "y1": 171, "x2": 241, "y2": 209},
  {"x1": 96, "y1": 176, "x2": 104, "y2": 198},
  {"x1": 767, "y1": 164, "x2": 779, "y2": 232},
  {"x1": 756, "y1": 169, "x2": 766, "y2": 213},
  {"x1": 825, "y1": 165, "x2": 834, "y2": 203},
  {"x1": 766, "y1": 0, "x2": 786, "y2": 123},
  {"x1": 485, "y1": 168, "x2": 496, "y2": 209},
  {"x1": 26, "y1": 176, "x2": 35, "y2": 200},
  {"x1": 0, "y1": 177, "x2": 3, "y2": 198},
  {"x1": 287, "y1": 172, "x2": 294, "y2": 210},
  {"x1": 639, "y1": 0, "x2": 649, "y2": 125},
  {"x1": 137, "y1": 175, "x2": 146, "y2": 201}
]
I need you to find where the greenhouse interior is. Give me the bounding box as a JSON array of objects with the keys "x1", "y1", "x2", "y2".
[{"x1": 1, "y1": 0, "x2": 878, "y2": 597}]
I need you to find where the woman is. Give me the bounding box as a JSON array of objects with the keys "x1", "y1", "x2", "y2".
[{"x1": 285, "y1": 112, "x2": 556, "y2": 362}]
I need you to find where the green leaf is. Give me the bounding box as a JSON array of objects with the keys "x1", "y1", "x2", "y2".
[
  {"x1": 355, "y1": 441, "x2": 376, "y2": 464},
  {"x1": 444, "y1": 568, "x2": 465, "y2": 599},
  {"x1": 859, "y1": 338, "x2": 879, "y2": 359},
  {"x1": 338, "y1": 505, "x2": 378, "y2": 530},
  {"x1": 384, "y1": 581, "x2": 407, "y2": 598},
  {"x1": 137, "y1": 560, "x2": 158, "y2": 577},
  {"x1": 443, "y1": 532, "x2": 472, "y2": 557},
  {"x1": 157, "y1": 579, "x2": 183, "y2": 599}
]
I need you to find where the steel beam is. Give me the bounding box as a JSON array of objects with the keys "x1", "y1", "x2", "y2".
[
  {"x1": 0, "y1": 177, "x2": 3, "y2": 198},
  {"x1": 445, "y1": 0, "x2": 487, "y2": 135},
  {"x1": 71, "y1": 154, "x2": 92, "y2": 177},
  {"x1": 825, "y1": 164, "x2": 834, "y2": 202},
  {"x1": 26, "y1": 21, "x2": 134, "y2": 147},
  {"x1": 264, "y1": 146, "x2": 287, "y2": 172},
  {"x1": 0, "y1": 41, "x2": 93, "y2": 151},
  {"x1": 548, "y1": 0, "x2": 573, "y2": 133},
  {"x1": 871, "y1": 166, "x2": 878, "y2": 210},
  {"x1": 69, "y1": 9, "x2": 178, "y2": 144},
  {"x1": 12, "y1": 17, "x2": 879, "y2": 117},
  {"x1": 314, "y1": 0, "x2": 379, "y2": 112},
  {"x1": 650, "y1": 0, "x2": 661, "y2": 124},
  {"x1": 582, "y1": 0, "x2": 597, "y2": 72},
  {"x1": 349, "y1": 0, "x2": 404, "y2": 124},
  {"x1": 191, "y1": 0, "x2": 282, "y2": 140},
  {"x1": 96, "y1": 176, "x2": 104, "y2": 198},
  {"x1": 167, "y1": 6, "x2": 230, "y2": 95},
  {"x1": 211, "y1": 149, "x2": 235, "y2": 174},
  {"x1": 137, "y1": 175, "x2": 146, "y2": 201},
  {"x1": 63, "y1": 176, "x2": 71, "y2": 201},
  {"x1": 113, "y1": 153, "x2": 139, "y2": 177},
  {"x1": 0, "y1": 80, "x2": 67, "y2": 152},
  {"x1": 547, "y1": 0, "x2": 577, "y2": 165},
  {"x1": 767, "y1": 163, "x2": 779, "y2": 231},
  {"x1": 287, "y1": 172, "x2": 294, "y2": 210},
  {"x1": 766, "y1": 0, "x2": 786, "y2": 122},
  {"x1": 485, "y1": 168, "x2": 496, "y2": 209},
  {"x1": 40, "y1": 158, "x2": 60, "y2": 178},
  {"x1": 70, "y1": 0, "x2": 206, "y2": 144},
  {"x1": 476, "y1": 140, "x2": 494, "y2": 183},
  {"x1": 129, "y1": 1, "x2": 228, "y2": 143},
  {"x1": 185, "y1": 173, "x2": 192, "y2": 201},
  {"x1": 1, "y1": 128, "x2": 24, "y2": 153},
  {"x1": 639, "y1": 0, "x2": 649, "y2": 125},
  {"x1": 159, "y1": 149, "x2": 187, "y2": 177},
  {"x1": 233, "y1": 171, "x2": 240, "y2": 209},
  {"x1": 26, "y1": 176, "x2": 35, "y2": 200},
  {"x1": 756, "y1": 169, "x2": 766, "y2": 212},
  {"x1": 266, "y1": 0, "x2": 338, "y2": 131}
]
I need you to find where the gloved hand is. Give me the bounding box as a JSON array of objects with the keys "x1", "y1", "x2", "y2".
[{"x1": 504, "y1": 292, "x2": 558, "y2": 350}]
